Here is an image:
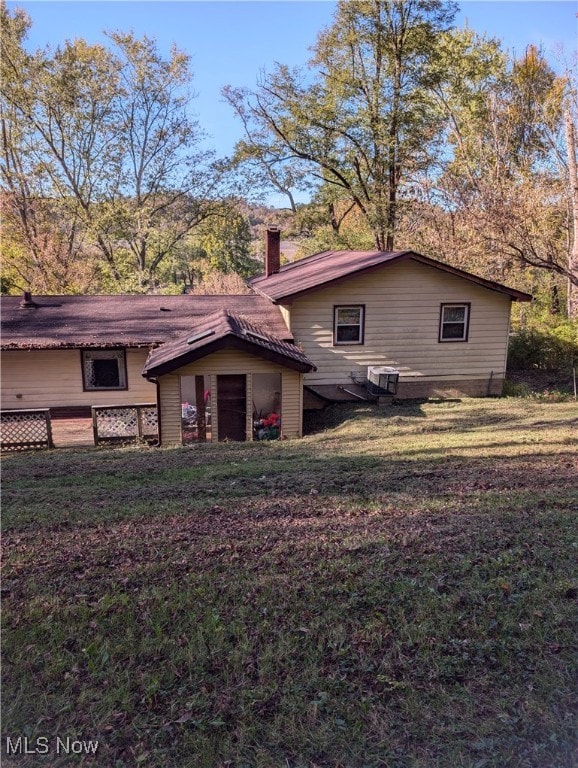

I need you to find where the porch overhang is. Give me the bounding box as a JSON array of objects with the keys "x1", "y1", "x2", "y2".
[{"x1": 142, "y1": 309, "x2": 316, "y2": 379}]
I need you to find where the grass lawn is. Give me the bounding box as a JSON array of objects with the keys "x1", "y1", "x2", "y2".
[{"x1": 2, "y1": 398, "x2": 577, "y2": 768}]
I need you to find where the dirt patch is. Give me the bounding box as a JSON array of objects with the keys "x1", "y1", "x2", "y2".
[{"x1": 506, "y1": 368, "x2": 576, "y2": 395}]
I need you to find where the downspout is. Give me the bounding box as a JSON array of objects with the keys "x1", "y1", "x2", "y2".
[{"x1": 150, "y1": 378, "x2": 162, "y2": 446}]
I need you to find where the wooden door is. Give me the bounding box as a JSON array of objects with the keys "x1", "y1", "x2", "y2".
[{"x1": 217, "y1": 375, "x2": 247, "y2": 441}]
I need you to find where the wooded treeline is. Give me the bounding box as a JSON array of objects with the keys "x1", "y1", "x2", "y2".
[{"x1": 1, "y1": 0, "x2": 577, "y2": 321}]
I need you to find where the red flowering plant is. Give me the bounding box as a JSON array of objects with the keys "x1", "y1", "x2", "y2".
[
  {"x1": 254, "y1": 412, "x2": 281, "y2": 440},
  {"x1": 262, "y1": 413, "x2": 280, "y2": 428}
]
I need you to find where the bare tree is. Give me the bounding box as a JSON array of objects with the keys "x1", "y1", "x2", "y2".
[
  {"x1": 1, "y1": 3, "x2": 226, "y2": 292},
  {"x1": 564, "y1": 107, "x2": 578, "y2": 316},
  {"x1": 224, "y1": 0, "x2": 457, "y2": 251}
]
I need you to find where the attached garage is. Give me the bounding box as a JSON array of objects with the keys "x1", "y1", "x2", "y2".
[{"x1": 142, "y1": 310, "x2": 315, "y2": 445}]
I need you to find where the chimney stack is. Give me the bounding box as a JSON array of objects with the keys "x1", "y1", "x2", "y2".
[{"x1": 265, "y1": 227, "x2": 281, "y2": 277}]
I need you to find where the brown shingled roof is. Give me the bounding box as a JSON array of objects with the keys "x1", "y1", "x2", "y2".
[
  {"x1": 142, "y1": 310, "x2": 315, "y2": 377},
  {"x1": 248, "y1": 249, "x2": 533, "y2": 303},
  {"x1": 0, "y1": 294, "x2": 292, "y2": 350}
]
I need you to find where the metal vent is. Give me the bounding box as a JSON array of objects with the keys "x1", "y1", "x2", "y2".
[
  {"x1": 244, "y1": 329, "x2": 271, "y2": 343},
  {"x1": 187, "y1": 329, "x2": 215, "y2": 345}
]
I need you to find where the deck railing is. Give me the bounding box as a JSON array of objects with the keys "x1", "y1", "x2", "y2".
[
  {"x1": 0, "y1": 409, "x2": 54, "y2": 451},
  {"x1": 91, "y1": 404, "x2": 158, "y2": 445}
]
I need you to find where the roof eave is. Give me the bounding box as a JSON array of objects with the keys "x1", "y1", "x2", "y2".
[
  {"x1": 253, "y1": 252, "x2": 412, "y2": 302},
  {"x1": 249, "y1": 250, "x2": 533, "y2": 303},
  {"x1": 1, "y1": 341, "x2": 160, "y2": 351},
  {"x1": 408, "y1": 253, "x2": 533, "y2": 301},
  {"x1": 143, "y1": 335, "x2": 315, "y2": 378}
]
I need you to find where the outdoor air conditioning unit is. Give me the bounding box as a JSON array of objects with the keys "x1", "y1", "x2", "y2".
[{"x1": 367, "y1": 366, "x2": 399, "y2": 396}]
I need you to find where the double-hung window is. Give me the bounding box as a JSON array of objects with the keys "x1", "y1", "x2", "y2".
[
  {"x1": 82, "y1": 349, "x2": 128, "y2": 390},
  {"x1": 439, "y1": 303, "x2": 470, "y2": 342},
  {"x1": 333, "y1": 305, "x2": 365, "y2": 345}
]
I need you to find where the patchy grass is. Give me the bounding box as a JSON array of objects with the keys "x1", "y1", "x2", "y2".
[{"x1": 2, "y1": 398, "x2": 577, "y2": 768}]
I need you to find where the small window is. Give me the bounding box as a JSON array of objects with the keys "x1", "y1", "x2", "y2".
[
  {"x1": 82, "y1": 349, "x2": 127, "y2": 390},
  {"x1": 334, "y1": 305, "x2": 365, "y2": 345},
  {"x1": 439, "y1": 303, "x2": 470, "y2": 342}
]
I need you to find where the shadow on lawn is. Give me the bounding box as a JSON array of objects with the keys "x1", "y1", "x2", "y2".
[
  {"x1": 2, "y1": 436, "x2": 576, "y2": 534},
  {"x1": 303, "y1": 399, "x2": 430, "y2": 433},
  {"x1": 3, "y1": 443, "x2": 576, "y2": 607},
  {"x1": 304, "y1": 398, "x2": 578, "y2": 438}
]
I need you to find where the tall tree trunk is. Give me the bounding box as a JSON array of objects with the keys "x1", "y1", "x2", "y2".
[{"x1": 564, "y1": 108, "x2": 578, "y2": 317}]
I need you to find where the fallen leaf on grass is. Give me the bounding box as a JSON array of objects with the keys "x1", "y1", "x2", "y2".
[{"x1": 173, "y1": 711, "x2": 193, "y2": 724}]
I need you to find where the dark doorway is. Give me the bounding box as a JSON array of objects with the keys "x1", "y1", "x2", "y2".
[
  {"x1": 217, "y1": 375, "x2": 246, "y2": 441},
  {"x1": 180, "y1": 374, "x2": 211, "y2": 444}
]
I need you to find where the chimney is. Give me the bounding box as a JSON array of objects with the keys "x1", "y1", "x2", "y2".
[
  {"x1": 265, "y1": 227, "x2": 281, "y2": 277},
  {"x1": 20, "y1": 291, "x2": 36, "y2": 309}
]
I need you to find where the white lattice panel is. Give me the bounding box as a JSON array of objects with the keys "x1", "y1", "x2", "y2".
[
  {"x1": 92, "y1": 404, "x2": 158, "y2": 444},
  {"x1": 1, "y1": 410, "x2": 53, "y2": 451},
  {"x1": 141, "y1": 407, "x2": 158, "y2": 435},
  {"x1": 96, "y1": 408, "x2": 139, "y2": 437}
]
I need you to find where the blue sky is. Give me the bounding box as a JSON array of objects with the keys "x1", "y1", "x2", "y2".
[{"x1": 8, "y1": 1, "x2": 578, "y2": 166}]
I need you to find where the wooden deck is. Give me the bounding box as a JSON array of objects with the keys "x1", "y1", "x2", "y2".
[
  {"x1": 3, "y1": 414, "x2": 161, "y2": 451},
  {"x1": 50, "y1": 416, "x2": 161, "y2": 448},
  {"x1": 50, "y1": 418, "x2": 94, "y2": 448}
]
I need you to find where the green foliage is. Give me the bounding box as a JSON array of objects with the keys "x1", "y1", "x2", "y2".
[
  {"x1": 502, "y1": 379, "x2": 572, "y2": 402},
  {"x1": 294, "y1": 195, "x2": 376, "y2": 254},
  {"x1": 507, "y1": 319, "x2": 578, "y2": 371},
  {"x1": 192, "y1": 208, "x2": 261, "y2": 278},
  {"x1": 502, "y1": 379, "x2": 532, "y2": 398}
]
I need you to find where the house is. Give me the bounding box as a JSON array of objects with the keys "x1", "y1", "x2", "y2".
[
  {"x1": 142, "y1": 309, "x2": 314, "y2": 443},
  {"x1": 250, "y1": 231, "x2": 532, "y2": 403},
  {"x1": 0, "y1": 289, "x2": 311, "y2": 442},
  {"x1": 0, "y1": 229, "x2": 531, "y2": 444}
]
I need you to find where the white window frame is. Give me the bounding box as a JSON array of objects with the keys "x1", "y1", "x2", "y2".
[
  {"x1": 333, "y1": 305, "x2": 365, "y2": 345},
  {"x1": 439, "y1": 303, "x2": 470, "y2": 342}
]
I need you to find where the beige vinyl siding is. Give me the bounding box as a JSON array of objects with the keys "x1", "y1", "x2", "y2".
[
  {"x1": 278, "y1": 304, "x2": 292, "y2": 333},
  {"x1": 281, "y1": 370, "x2": 304, "y2": 437},
  {"x1": 245, "y1": 372, "x2": 253, "y2": 440},
  {"x1": 210, "y1": 373, "x2": 219, "y2": 444},
  {"x1": 0, "y1": 348, "x2": 155, "y2": 410},
  {"x1": 157, "y1": 348, "x2": 303, "y2": 445},
  {"x1": 158, "y1": 374, "x2": 182, "y2": 446},
  {"x1": 289, "y1": 260, "x2": 512, "y2": 387}
]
